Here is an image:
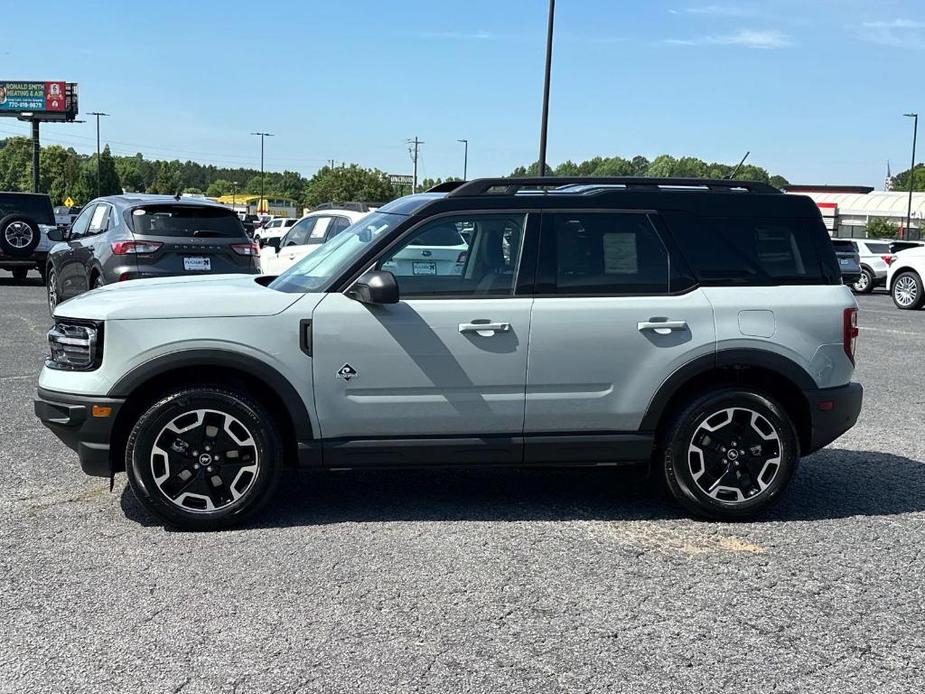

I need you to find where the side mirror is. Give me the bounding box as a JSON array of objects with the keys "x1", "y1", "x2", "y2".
[
  {"x1": 349, "y1": 270, "x2": 399, "y2": 305},
  {"x1": 47, "y1": 228, "x2": 65, "y2": 243},
  {"x1": 265, "y1": 237, "x2": 281, "y2": 251}
]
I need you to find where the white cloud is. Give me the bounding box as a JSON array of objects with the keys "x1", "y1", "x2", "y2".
[
  {"x1": 857, "y1": 18, "x2": 925, "y2": 48},
  {"x1": 666, "y1": 29, "x2": 792, "y2": 49}
]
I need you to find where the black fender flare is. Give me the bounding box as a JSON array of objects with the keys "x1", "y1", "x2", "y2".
[
  {"x1": 108, "y1": 349, "x2": 313, "y2": 440},
  {"x1": 639, "y1": 348, "x2": 816, "y2": 432}
]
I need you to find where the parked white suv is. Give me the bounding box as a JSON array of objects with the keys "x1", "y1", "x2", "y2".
[
  {"x1": 831, "y1": 239, "x2": 896, "y2": 294},
  {"x1": 259, "y1": 209, "x2": 368, "y2": 275},
  {"x1": 887, "y1": 245, "x2": 925, "y2": 309},
  {"x1": 253, "y1": 217, "x2": 297, "y2": 247},
  {"x1": 34, "y1": 178, "x2": 863, "y2": 530}
]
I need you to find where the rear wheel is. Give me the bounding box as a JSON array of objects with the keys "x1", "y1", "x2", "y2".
[
  {"x1": 0, "y1": 215, "x2": 40, "y2": 258},
  {"x1": 125, "y1": 386, "x2": 283, "y2": 530},
  {"x1": 892, "y1": 271, "x2": 924, "y2": 310},
  {"x1": 851, "y1": 268, "x2": 874, "y2": 294},
  {"x1": 661, "y1": 388, "x2": 799, "y2": 520}
]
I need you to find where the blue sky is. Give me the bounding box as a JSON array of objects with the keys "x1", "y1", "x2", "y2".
[{"x1": 1, "y1": 0, "x2": 922, "y2": 187}]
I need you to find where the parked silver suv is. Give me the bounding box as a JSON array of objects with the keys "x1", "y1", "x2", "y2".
[{"x1": 34, "y1": 178, "x2": 863, "y2": 530}]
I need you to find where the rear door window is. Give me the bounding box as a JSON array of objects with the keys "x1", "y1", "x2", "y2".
[
  {"x1": 666, "y1": 215, "x2": 835, "y2": 285},
  {"x1": 536, "y1": 212, "x2": 669, "y2": 295},
  {"x1": 130, "y1": 205, "x2": 244, "y2": 238}
]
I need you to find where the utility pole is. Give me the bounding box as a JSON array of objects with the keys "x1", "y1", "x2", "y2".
[
  {"x1": 457, "y1": 139, "x2": 469, "y2": 180},
  {"x1": 408, "y1": 137, "x2": 423, "y2": 193},
  {"x1": 250, "y1": 131, "x2": 274, "y2": 215},
  {"x1": 537, "y1": 0, "x2": 555, "y2": 177},
  {"x1": 328, "y1": 159, "x2": 335, "y2": 169},
  {"x1": 904, "y1": 113, "x2": 918, "y2": 239},
  {"x1": 31, "y1": 119, "x2": 40, "y2": 193},
  {"x1": 232, "y1": 180, "x2": 238, "y2": 212},
  {"x1": 88, "y1": 112, "x2": 109, "y2": 197}
]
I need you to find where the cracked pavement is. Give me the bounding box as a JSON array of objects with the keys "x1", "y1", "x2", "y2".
[{"x1": 1, "y1": 272, "x2": 924, "y2": 693}]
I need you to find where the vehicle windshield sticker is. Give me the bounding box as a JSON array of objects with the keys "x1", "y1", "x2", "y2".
[{"x1": 336, "y1": 363, "x2": 358, "y2": 381}]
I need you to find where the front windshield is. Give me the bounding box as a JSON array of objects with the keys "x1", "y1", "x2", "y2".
[{"x1": 268, "y1": 211, "x2": 402, "y2": 293}]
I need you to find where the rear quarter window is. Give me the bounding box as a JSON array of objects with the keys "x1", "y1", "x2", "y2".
[
  {"x1": 665, "y1": 214, "x2": 840, "y2": 286},
  {"x1": 129, "y1": 205, "x2": 245, "y2": 238}
]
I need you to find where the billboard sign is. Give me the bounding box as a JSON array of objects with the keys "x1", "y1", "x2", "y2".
[
  {"x1": 389, "y1": 174, "x2": 414, "y2": 186},
  {"x1": 0, "y1": 81, "x2": 73, "y2": 114}
]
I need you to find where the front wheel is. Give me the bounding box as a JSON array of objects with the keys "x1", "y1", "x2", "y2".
[
  {"x1": 851, "y1": 268, "x2": 874, "y2": 294},
  {"x1": 125, "y1": 386, "x2": 283, "y2": 530},
  {"x1": 661, "y1": 389, "x2": 799, "y2": 520},
  {"x1": 892, "y1": 271, "x2": 924, "y2": 310}
]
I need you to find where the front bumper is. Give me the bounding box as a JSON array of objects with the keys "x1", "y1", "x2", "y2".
[
  {"x1": 804, "y1": 382, "x2": 863, "y2": 454},
  {"x1": 34, "y1": 387, "x2": 125, "y2": 477}
]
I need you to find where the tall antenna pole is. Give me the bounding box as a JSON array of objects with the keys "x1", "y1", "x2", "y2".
[
  {"x1": 88, "y1": 112, "x2": 109, "y2": 197},
  {"x1": 251, "y1": 131, "x2": 274, "y2": 215},
  {"x1": 537, "y1": 0, "x2": 555, "y2": 177},
  {"x1": 408, "y1": 137, "x2": 423, "y2": 193}
]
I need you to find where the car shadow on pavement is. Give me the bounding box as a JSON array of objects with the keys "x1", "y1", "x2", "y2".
[
  {"x1": 0, "y1": 276, "x2": 43, "y2": 287},
  {"x1": 119, "y1": 448, "x2": 925, "y2": 529}
]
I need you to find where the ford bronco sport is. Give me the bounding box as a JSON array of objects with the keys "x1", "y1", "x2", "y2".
[{"x1": 34, "y1": 177, "x2": 863, "y2": 529}]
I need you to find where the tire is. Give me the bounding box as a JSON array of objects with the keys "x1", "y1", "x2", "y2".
[
  {"x1": 124, "y1": 385, "x2": 283, "y2": 530},
  {"x1": 46, "y1": 267, "x2": 59, "y2": 316},
  {"x1": 11, "y1": 267, "x2": 28, "y2": 281},
  {"x1": 660, "y1": 388, "x2": 799, "y2": 520},
  {"x1": 0, "y1": 215, "x2": 40, "y2": 258},
  {"x1": 92, "y1": 273, "x2": 104, "y2": 289},
  {"x1": 892, "y1": 271, "x2": 924, "y2": 310},
  {"x1": 851, "y1": 267, "x2": 874, "y2": 294}
]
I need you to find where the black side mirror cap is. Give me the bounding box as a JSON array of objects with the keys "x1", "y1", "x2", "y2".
[
  {"x1": 46, "y1": 228, "x2": 65, "y2": 243},
  {"x1": 349, "y1": 270, "x2": 399, "y2": 305}
]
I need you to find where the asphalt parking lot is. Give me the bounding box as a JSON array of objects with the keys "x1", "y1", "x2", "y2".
[{"x1": 2, "y1": 271, "x2": 924, "y2": 694}]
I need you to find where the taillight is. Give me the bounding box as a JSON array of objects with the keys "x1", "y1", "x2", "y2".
[
  {"x1": 231, "y1": 242, "x2": 259, "y2": 256},
  {"x1": 843, "y1": 307, "x2": 859, "y2": 364},
  {"x1": 882, "y1": 255, "x2": 896, "y2": 266},
  {"x1": 111, "y1": 240, "x2": 162, "y2": 255}
]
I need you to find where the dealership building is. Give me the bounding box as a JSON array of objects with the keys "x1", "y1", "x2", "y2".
[{"x1": 783, "y1": 185, "x2": 925, "y2": 240}]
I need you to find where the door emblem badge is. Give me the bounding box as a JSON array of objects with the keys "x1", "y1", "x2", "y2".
[{"x1": 336, "y1": 363, "x2": 358, "y2": 381}]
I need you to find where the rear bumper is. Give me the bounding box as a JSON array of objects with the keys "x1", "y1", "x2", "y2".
[
  {"x1": 33, "y1": 387, "x2": 124, "y2": 477},
  {"x1": 804, "y1": 382, "x2": 863, "y2": 454}
]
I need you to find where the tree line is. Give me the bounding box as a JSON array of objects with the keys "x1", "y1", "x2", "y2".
[{"x1": 1, "y1": 136, "x2": 817, "y2": 210}]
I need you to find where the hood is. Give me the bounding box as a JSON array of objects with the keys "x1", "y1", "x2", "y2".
[{"x1": 54, "y1": 274, "x2": 304, "y2": 321}]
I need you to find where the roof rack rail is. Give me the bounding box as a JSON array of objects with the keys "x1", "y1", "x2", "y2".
[
  {"x1": 448, "y1": 177, "x2": 781, "y2": 197},
  {"x1": 427, "y1": 180, "x2": 467, "y2": 193}
]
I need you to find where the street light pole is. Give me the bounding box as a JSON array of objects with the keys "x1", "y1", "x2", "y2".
[
  {"x1": 232, "y1": 180, "x2": 238, "y2": 212},
  {"x1": 904, "y1": 113, "x2": 918, "y2": 239},
  {"x1": 250, "y1": 131, "x2": 274, "y2": 215},
  {"x1": 457, "y1": 139, "x2": 469, "y2": 180},
  {"x1": 537, "y1": 0, "x2": 555, "y2": 177},
  {"x1": 88, "y1": 112, "x2": 109, "y2": 197}
]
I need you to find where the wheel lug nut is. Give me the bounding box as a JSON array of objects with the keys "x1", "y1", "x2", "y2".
[
  {"x1": 205, "y1": 445, "x2": 211, "y2": 451},
  {"x1": 194, "y1": 463, "x2": 200, "y2": 470},
  {"x1": 207, "y1": 466, "x2": 214, "y2": 473}
]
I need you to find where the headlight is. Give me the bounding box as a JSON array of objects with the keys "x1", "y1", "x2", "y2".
[{"x1": 46, "y1": 320, "x2": 103, "y2": 371}]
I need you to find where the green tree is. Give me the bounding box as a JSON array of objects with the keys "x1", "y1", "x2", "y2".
[
  {"x1": 303, "y1": 165, "x2": 399, "y2": 208},
  {"x1": 116, "y1": 156, "x2": 145, "y2": 192},
  {"x1": 866, "y1": 217, "x2": 899, "y2": 239},
  {"x1": 892, "y1": 164, "x2": 925, "y2": 192},
  {"x1": 0, "y1": 137, "x2": 33, "y2": 191},
  {"x1": 98, "y1": 145, "x2": 122, "y2": 195},
  {"x1": 151, "y1": 160, "x2": 183, "y2": 195},
  {"x1": 205, "y1": 179, "x2": 234, "y2": 197}
]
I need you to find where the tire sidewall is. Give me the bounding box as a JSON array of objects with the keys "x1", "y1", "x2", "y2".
[
  {"x1": 125, "y1": 387, "x2": 282, "y2": 530},
  {"x1": 0, "y1": 215, "x2": 40, "y2": 258},
  {"x1": 663, "y1": 389, "x2": 799, "y2": 520},
  {"x1": 892, "y1": 271, "x2": 923, "y2": 310},
  {"x1": 47, "y1": 268, "x2": 58, "y2": 316}
]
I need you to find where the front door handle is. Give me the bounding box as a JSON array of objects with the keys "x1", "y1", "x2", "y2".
[
  {"x1": 459, "y1": 321, "x2": 511, "y2": 336},
  {"x1": 637, "y1": 320, "x2": 688, "y2": 335}
]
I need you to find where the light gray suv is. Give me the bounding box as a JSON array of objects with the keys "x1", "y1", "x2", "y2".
[{"x1": 34, "y1": 177, "x2": 863, "y2": 530}]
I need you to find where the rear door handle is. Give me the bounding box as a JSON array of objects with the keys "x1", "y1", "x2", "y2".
[
  {"x1": 459, "y1": 321, "x2": 511, "y2": 336},
  {"x1": 637, "y1": 320, "x2": 688, "y2": 334}
]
